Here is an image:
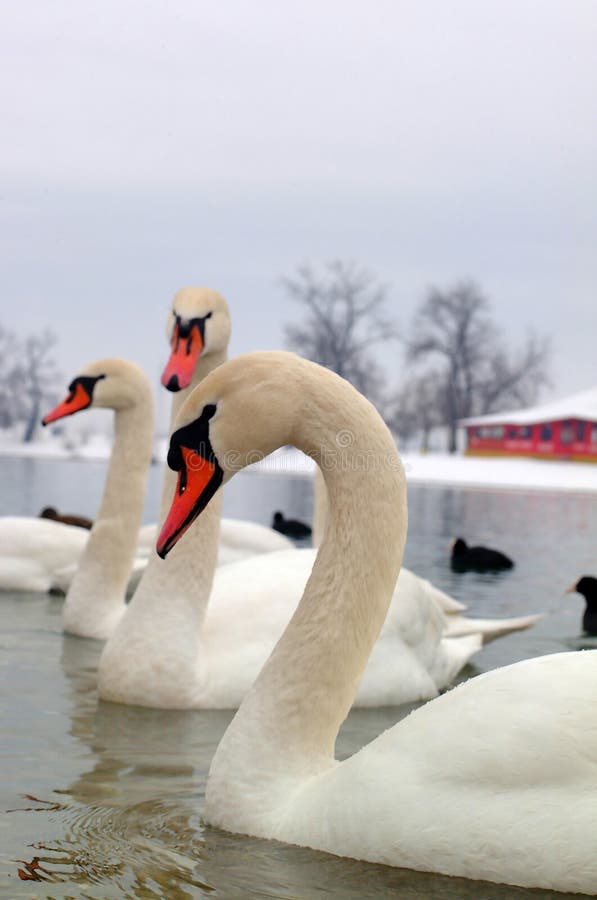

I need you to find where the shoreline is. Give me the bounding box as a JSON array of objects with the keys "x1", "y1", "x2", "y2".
[{"x1": 2, "y1": 441, "x2": 596, "y2": 494}]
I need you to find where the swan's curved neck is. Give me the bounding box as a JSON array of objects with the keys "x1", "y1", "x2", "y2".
[
  {"x1": 211, "y1": 382, "x2": 406, "y2": 784},
  {"x1": 311, "y1": 467, "x2": 327, "y2": 548},
  {"x1": 126, "y1": 348, "x2": 227, "y2": 629},
  {"x1": 64, "y1": 395, "x2": 154, "y2": 637}
]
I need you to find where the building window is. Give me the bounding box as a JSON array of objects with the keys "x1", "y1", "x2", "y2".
[
  {"x1": 591, "y1": 424, "x2": 597, "y2": 444},
  {"x1": 507, "y1": 426, "x2": 518, "y2": 439},
  {"x1": 560, "y1": 420, "x2": 574, "y2": 444},
  {"x1": 540, "y1": 424, "x2": 552, "y2": 441},
  {"x1": 520, "y1": 426, "x2": 532, "y2": 439},
  {"x1": 577, "y1": 421, "x2": 586, "y2": 441}
]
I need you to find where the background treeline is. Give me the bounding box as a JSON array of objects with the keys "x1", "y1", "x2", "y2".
[
  {"x1": 283, "y1": 261, "x2": 551, "y2": 453},
  {"x1": 1, "y1": 264, "x2": 551, "y2": 451},
  {"x1": 0, "y1": 326, "x2": 61, "y2": 442}
]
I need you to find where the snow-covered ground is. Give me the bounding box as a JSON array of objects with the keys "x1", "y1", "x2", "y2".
[
  {"x1": 248, "y1": 446, "x2": 597, "y2": 493},
  {"x1": 1, "y1": 435, "x2": 596, "y2": 493},
  {"x1": 0, "y1": 434, "x2": 114, "y2": 462}
]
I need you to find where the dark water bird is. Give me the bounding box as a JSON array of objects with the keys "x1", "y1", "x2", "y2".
[
  {"x1": 39, "y1": 506, "x2": 93, "y2": 530},
  {"x1": 568, "y1": 576, "x2": 597, "y2": 635},
  {"x1": 272, "y1": 511, "x2": 312, "y2": 539},
  {"x1": 451, "y1": 537, "x2": 514, "y2": 573}
]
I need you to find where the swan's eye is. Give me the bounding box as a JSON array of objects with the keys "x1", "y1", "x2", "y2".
[
  {"x1": 66, "y1": 374, "x2": 106, "y2": 405},
  {"x1": 173, "y1": 313, "x2": 213, "y2": 346},
  {"x1": 178, "y1": 465, "x2": 187, "y2": 496}
]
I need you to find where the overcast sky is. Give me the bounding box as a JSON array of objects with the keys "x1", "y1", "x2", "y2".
[{"x1": 1, "y1": 0, "x2": 595, "y2": 421}]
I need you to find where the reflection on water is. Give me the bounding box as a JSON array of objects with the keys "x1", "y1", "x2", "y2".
[
  {"x1": 1, "y1": 458, "x2": 597, "y2": 897},
  {"x1": 2, "y1": 602, "x2": 573, "y2": 899}
]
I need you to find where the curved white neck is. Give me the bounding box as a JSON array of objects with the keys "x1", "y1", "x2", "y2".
[
  {"x1": 124, "y1": 348, "x2": 227, "y2": 630},
  {"x1": 311, "y1": 467, "x2": 327, "y2": 547},
  {"x1": 63, "y1": 396, "x2": 154, "y2": 638},
  {"x1": 209, "y1": 378, "x2": 406, "y2": 789}
]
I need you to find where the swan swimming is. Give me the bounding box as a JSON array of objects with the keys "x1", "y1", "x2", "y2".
[{"x1": 156, "y1": 351, "x2": 597, "y2": 895}]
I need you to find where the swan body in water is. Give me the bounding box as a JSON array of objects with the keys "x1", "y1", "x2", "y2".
[{"x1": 156, "y1": 351, "x2": 597, "y2": 895}]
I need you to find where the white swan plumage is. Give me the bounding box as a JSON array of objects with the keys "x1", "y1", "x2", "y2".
[
  {"x1": 0, "y1": 517, "x2": 89, "y2": 593},
  {"x1": 157, "y1": 351, "x2": 597, "y2": 895},
  {"x1": 43, "y1": 358, "x2": 156, "y2": 638},
  {"x1": 98, "y1": 323, "x2": 537, "y2": 707}
]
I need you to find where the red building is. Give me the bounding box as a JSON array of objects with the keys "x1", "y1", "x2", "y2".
[{"x1": 460, "y1": 388, "x2": 597, "y2": 462}]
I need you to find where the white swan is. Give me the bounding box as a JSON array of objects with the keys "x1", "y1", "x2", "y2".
[
  {"x1": 157, "y1": 287, "x2": 292, "y2": 566},
  {"x1": 157, "y1": 351, "x2": 597, "y2": 895},
  {"x1": 43, "y1": 358, "x2": 155, "y2": 637},
  {"x1": 0, "y1": 361, "x2": 154, "y2": 599},
  {"x1": 98, "y1": 350, "x2": 536, "y2": 709}
]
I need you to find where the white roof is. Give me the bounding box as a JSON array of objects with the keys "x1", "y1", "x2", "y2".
[{"x1": 460, "y1": 386, "x2": 597, "y2": 426}]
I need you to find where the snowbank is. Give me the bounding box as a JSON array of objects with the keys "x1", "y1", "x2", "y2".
[
  {"x1": 400, "y1": 452, "x2": 597, "y2": 493},
  {"x1": 248, "y1": 448, "x2": 597, "y2": 494},
  {"x1": 1, "y1": 434, "x2": 596, "y2": 493}
]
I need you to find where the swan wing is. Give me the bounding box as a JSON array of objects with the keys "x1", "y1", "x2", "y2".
[{"x1": 280, "y1": 651, "x2": 597, "y2": 893}]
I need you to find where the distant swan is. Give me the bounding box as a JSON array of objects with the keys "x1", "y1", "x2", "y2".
[{"x1": 157, "y1": 351, "x2": 597, "y2": 895}]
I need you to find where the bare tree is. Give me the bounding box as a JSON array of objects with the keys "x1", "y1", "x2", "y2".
[
  {"x1": 475, "y1": 332, "x2": 551, "y2": 414},
  {"x1": 0, "y1": 326, "x2": 21, "y2": 428},
  {"x1": 13, "y1": 330, "x2": 62, "y2": 443},
  {"x1": 282, "y1": 260, "x2": 396, "y2": 404},
  {"x1": 389, "y1": 371, "x2": 444, "y2": 452},
  {"x1": 407, "y1": 281, "x2": 551, "y2": 452}
]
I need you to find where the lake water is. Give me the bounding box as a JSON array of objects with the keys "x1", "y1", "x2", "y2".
[{"x1": 1, "y1": 456, "x2": 596, "y2": 898}]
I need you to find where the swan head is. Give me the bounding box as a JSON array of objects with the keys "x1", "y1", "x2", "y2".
[
  {"x1": 161, "y1": 286, "x2": 231, "y2": 392},
  {"x1": 157, "y1": 351, "x2": 304, "y2": 557},
  {"x1": 42, "y1": 358, "x2": 150, "y2": 424}
]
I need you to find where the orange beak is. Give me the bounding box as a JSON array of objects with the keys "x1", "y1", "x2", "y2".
[
  {"x1": 156, "y1": 446, "x2": 222, "y2": 557},
  {"x1": 161, "y1": 322, "x2": 204, "y2": 392},
  {"x1": 42, "y1": 382, "x2": 94, "y2": 425}
]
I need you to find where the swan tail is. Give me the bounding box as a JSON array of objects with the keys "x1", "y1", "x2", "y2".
[
  {"x1": 429, "y1": 633, "x2": 482, "y2": 689},
  {"x1": 444, "y1": 613, "x2": 543, "y2": 644}
]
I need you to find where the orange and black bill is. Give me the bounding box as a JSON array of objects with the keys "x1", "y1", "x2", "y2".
[
  {"x1": 42, "y1": 375, "x2": 106, "y2": 426},
  {"x1": 156, "y1": 405, "x2": 222, "y2": 558},
  {"x1": 161, "y1": 313, "x2": 212, "y2": 392}
]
